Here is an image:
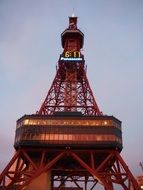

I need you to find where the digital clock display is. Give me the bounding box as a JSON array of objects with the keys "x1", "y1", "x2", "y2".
[
  {"x1": 60, "y1": 51, "x2": 82, "y2": 61},
  {"x1": 64, "y1": 51, "x2": 81, "y2": 58}
]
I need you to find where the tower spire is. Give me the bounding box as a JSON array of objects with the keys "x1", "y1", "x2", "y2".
[
  {"x1": 69, "y1": 13, "x2": 77, "y2": 29},
  {"x1": 71, "y1": 8, "x2": 75, "y2": 17},
  {"x1": 38, "y1": 16, "x2": 101, "y2": 116}
]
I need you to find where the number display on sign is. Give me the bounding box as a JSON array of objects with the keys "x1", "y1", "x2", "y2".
[{"x1": 64, "y1": 51, "x2": 81, "y2": 58}]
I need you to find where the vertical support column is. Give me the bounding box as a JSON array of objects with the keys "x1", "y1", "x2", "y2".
[
  {"x1": 64, "y1": 71, "x2": 77, "y2": 111},
  {"x1": 90, "y1": 151, "x2": 95, "y2": 170},
  {"x1": 26, "y1": 171, "x2": 51, "y2": 190},
  {"x1": 85, "y1": 175, "x2": 88, "y2": 190}
]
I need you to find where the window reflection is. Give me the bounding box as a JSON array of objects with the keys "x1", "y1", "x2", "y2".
[
  {"x1": 17, "y1": 118, "x2": 121, "y2": 130},
  {"x1": 16, "y1": 133, "x2": 122, "y2": 142},
  {"x1": 24, "y1": 119, "x2": 29, "y2": 125}
]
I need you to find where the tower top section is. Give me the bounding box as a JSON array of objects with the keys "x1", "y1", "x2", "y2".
[
  {"x1": 69, "y1": 15, "x2": 77, "y2": 29},
  {"x1": 61, "y1": 16, "x2": 84, "y2": 49},
  {"x1": 38, "y1": 16, "x2": 101, "y2": 116}
]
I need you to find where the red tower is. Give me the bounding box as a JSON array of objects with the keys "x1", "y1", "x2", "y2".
[
  {"x1": 39, "y1": 16, "x2": 101, "y2": 116},
  {"x1": 0, "y1": 16, "x2": 140, "y2": 190}
]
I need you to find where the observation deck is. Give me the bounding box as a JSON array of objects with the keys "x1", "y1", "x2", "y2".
[
  {"x1": 61, "y1": 28, "x2": 84, "y2": 49},
  {"x1": 61, "y1": 15, "x2": 84, "y2": 49},
  {"x1": 14, "y1": 112, "x2": 122, "y2": 151}
]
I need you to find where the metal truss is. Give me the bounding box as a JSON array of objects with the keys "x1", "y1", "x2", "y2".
[
  {"x1": 0, "y1": 148, "x2": 140, "y2": 190},
  {"x1": 38, "y1": 62, "x2": 101, "y2": 116}
]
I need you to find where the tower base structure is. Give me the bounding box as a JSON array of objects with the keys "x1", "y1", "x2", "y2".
[
  {"x1": 0, "y1": 113, "x2": 140, "y2": 190},
  {"x1": 0, "y1": 148, "x2": 140, "y2": 190}
]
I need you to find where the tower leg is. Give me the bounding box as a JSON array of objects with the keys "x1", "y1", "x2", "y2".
[
  {"x1": 0, "y1": 149, "x2": 140, "y2": 190},
  {"x1": 25, "y1": 172, "x2": 51, "y2": 190},
  {"x1": 0, "y1": 149, "x2": 65, "y2": 190}
]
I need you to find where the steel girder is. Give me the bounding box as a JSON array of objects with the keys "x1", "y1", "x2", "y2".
[
  {"x1": 38, "y1": 62, "x2": 101, "y2": 116},
  {"x1": 0, "y1": 148, "x2": 140, "y2": 190}
]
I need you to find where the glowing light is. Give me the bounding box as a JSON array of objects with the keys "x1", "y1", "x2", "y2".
[
  {"x1": 24, "y1": 119, "x2": 29, "y2": 125},
  {"x1": 60, "y1": 57, "x2": 82, "y2": 61}
]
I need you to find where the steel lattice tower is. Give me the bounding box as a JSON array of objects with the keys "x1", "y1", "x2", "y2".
[
  {"x1": 0, "y1": 16, "x2": 140, "y2": 190},
  {"x1": 38, "y1": 16, "x2": 101, "y2": 116}
]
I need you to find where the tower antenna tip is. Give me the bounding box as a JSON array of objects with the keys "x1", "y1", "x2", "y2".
[{"x1": 71, "y1": 8, "x2": 75, "y2": 17}]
